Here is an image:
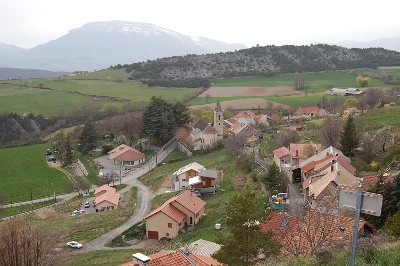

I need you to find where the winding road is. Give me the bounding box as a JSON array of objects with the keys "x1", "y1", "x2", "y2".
[{"x1": 78, "y1": 139, "x2": 178, "y2": 252}]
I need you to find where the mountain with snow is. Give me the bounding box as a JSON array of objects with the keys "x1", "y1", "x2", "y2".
[
  {"x1": 0, "y1": 21, "x2": 246, "y2": 72},
  {"x1": 338, "y1": 35, "x2": 400, "y2": 52}
]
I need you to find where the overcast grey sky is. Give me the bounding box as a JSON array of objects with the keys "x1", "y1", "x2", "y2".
[{"x1": 1, "y1": 0, "x2": 400, "y2": 48}]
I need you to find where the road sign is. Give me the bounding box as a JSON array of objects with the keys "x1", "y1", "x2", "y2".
[{"x1": 339, "y1": 188, "x2": 383, "y2": 217}]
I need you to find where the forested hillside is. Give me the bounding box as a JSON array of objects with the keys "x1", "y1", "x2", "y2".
[{"x1": 122, "y1": 44, "x2": 400, "y2": 86}]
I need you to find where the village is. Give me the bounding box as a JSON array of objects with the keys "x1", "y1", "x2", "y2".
[{"x1": 52, "y1": 88, "x2": 399, "y2": 266}]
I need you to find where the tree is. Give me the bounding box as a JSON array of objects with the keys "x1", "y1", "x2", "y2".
[
  {"x1": 225, "y1": 134, "x2": 247, "y2": 157},
  {"x1": 367, "y1": 173, "x2": 400, "y2": 228},
  {"x1": 213, "y1": 187, "x2": 280, "y2": 265},
  {"x1": 339, "y1": 115, "x2": 360, "y2": 157},
  {"x1": 0, "y1": 220, "x2": 65, "y2": 266},
  {"x1": 172, "y1": 101, "x2": 192, "y2": 129},
  {"x1": 356, "y1": 75, "x2": 371, "y2": 87},
  {"x1": 364, "y1": 88, "x2": 384, "y2": 107},
  {"x1": 320, "y1": 116, "x2": 341, "y2": 147},
  {"x1": 343, "y1": 97, "x2": 359, "y2": 109},
  {"x1": 294, "y1": 72, "x2": 306, "y2": 91},
  {"x1": 142, "y1": 97, "x2": 177, "y2": 145},
  {"x1": 61, "y1": 134, "x2": 73, "y2": 166},
  {"x1": 78, "y1": 119, "x2": 98, "y2": 155},
  {"x1": 263, "y1": 162, "x2": 281, "y2": 191}
]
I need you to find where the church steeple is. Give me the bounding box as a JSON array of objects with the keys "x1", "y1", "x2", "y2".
[
  {"x1": 213, "y1": 100, "x2": 223, "y2": 138},
  {"x1": 215, "y1": 100, "x2": 222, "y2": 112}
]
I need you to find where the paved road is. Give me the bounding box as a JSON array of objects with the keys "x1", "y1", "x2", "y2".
[
  {"x1": 81, "y1": 178, "x2": 152, "y2": 252},
  {"x1": 78, "y1": 139, "x2": 178, "y2": 252}
]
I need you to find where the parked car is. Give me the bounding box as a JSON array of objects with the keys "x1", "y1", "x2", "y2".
[
  {"x1": 72, "y1": 210, "x2": 81, "y2": 216},
  {"x1": 47, "y1": 157, "x2": 56, "y2": 162},
  {"x1": 84, "y1": 202, "x2": 90, "y2": 208},
  {"x1": 66, "y1": 241, "x2": 82, "y2": 249},
  {"x1": 272, "y1": 193, "x2": 288, "y2": 200},
  {"x1": 45, "y1": 149, "x2": 52, "y2": 155}
]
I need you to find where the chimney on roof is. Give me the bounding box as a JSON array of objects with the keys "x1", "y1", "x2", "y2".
[{"x1": 132, "y1": 253, "x2": 150, "y2": 266}]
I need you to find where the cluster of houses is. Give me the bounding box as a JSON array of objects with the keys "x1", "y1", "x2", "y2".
[
  {"x1": 190, "y1": 101, "x2": 268, "y2": 150},
  {"x1": 144, "y1": 162, "x2": 219, "y2": 241},
  {"x1": 93, "y1": 184, "x2": 120, "y2": 211}
]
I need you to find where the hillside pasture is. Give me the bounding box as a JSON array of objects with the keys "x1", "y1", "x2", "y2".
[
  {"x1": 0, "y1": 144, "x2": 71, "y2": 203},
  {"x1": 211, "y1": 71, "x2": 389, "y2": 93},
  {"x1": 0, "y1": 83, "x2": 100, "y2": 116}
]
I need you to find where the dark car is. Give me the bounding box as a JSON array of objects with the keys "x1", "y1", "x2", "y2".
[
  {"x1": 45, "y1": 149, "x2": 52, "y2": 155},
  {"x1": 48, "y1": 157, "x2": 56, "y2": 162},
  {"x1": 160, "y1": 237, "x2": 173, "y2": 243}
]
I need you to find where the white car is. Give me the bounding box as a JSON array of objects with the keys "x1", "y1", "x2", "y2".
[{"x1": 66, "y1": 241, "x2": 83, "y2": 249}]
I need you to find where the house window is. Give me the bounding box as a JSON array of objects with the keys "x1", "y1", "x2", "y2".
[
  {"x1": 182, "y1": 179, "x2": 186, "y2": 182},
  {"x1": 166, "y1": 233, "x2": 169, "y2": 236},
  {"x1": 168, "y1": 223, "x2": 172, "y2": 228}
]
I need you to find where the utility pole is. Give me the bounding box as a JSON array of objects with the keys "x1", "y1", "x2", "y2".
[{"x1": 350, "y1": 178, "x2": 363, "y2": 266}]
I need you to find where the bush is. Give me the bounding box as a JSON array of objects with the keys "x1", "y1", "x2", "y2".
[{"x1": 101, "y1": 144, "x2": 114, "y2": 155}]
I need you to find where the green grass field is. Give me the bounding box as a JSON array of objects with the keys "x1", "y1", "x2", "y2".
[
  {"x1": 0, "y1": 143, "x2": 71, "y2": 203},
  {"x1": 211, "y1": 71, "x2": 389, "y2": 92},
  {"x1": 0, "y1": 83, "x2": 101, "y2": 116},
  {"x1": 355, "y1": 107, "x2": 400, "y2": 132},
  {"x1": 354, "y1": 67, "x2": 400, "y2": 80},
  {"x1": 1, "y1": 68, "x2": 202, "y2": 116}
]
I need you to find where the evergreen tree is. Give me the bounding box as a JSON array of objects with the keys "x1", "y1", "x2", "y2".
[
  {"x1": 172, "y1": 101, "x2": 192, "y2": 128},
  {"x1": 213, "y1": 187, "x2": 280, "y2": 266},
  {"x1": 61, "y1": 134, "x2": 73, "y2": 167},
  {"x1": 78, "y1": 119, "x2": 98, "y2": 155},
  {"x1": 263, "y1": 162, "x2": 281, "y2": 191},
  {"x1": 339, "y1": 115, "x2": 360, "y2": 157},
  {"x1": 142, "y1": 97, "x2": 190, "y2": 145}
]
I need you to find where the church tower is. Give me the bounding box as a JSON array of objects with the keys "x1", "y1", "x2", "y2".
[{"x1": 214, "y1": 100, "x2": 224, "y2": 139}]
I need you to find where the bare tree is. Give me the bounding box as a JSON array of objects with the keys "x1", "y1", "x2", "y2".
[
  {"x1": 65, "y1": 177, "x2": 91, "y2": 195},
  {"x1": 174, "y1": 127, "x2": 192, "y2": 148},
  {"x1": 364, "y1": 88, "x2": 384, "y2": 107},
  {"x1": 0, "y1": 219, "x2": 65, "y2": 266},
  {"x1": 320, "y1": 116, "x2": 341, "y2": 148},
  {"x1": 267, "y1": 204, "x2": 349, "y2": 256},
  {"x1": 224, "y1": 134, "x2": 247, "y2": 157},
  {"x1": 101, "y1": 171, "x2": 118, "y2": 186}
]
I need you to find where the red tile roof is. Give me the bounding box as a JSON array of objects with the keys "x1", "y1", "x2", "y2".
[
  {"x1": 145, "y1": 196, "x2": 185, "y2": 223},
  {"x1": 121, "y1": 251, "x2": 222, "y2": 266},
  {"x1": 273, "y1": 147, "x2": 290, "y2": 159},
  {"x1": 301, "y1": 154, "x2": 333, "y2": 173},
  {"x1": 337, "y1": 155, "x2": 356, "y2": 175},
  {"x1": 114, "y1": 149, "x2": 145, "y2": 162},
  {"x1": 94, "y1": 184, "x2": 116, "y2": 196},
  {"x1": 109, "y1": 144, "x2": 145, "y2": 162},
  {"x1": 362, "y1": 175, "x2": 395, "y2": 191},
  {"x1": 297, "y1": 106, "x2": 321, "y2": 114},
  {"x1": 94, "y1": 190, "x2": 119, "y2": 206},
  {"x1": 174, "y1": 190, "x2": 206, "y2": 214},
  {"x1": 145, "y1": 191, "x2": 206, "y2": 221}
]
